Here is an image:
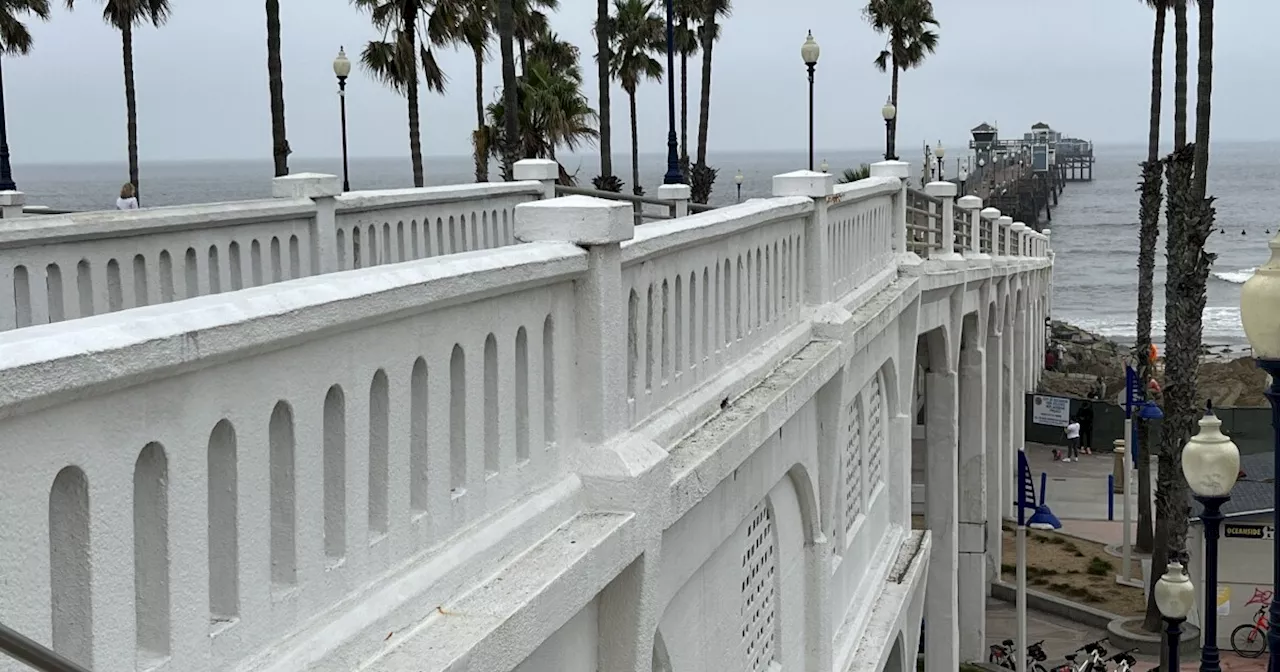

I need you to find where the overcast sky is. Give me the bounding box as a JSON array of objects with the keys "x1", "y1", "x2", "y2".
[{"x1": 3, "y1": 0, "x2": 1275, "y2": 164}]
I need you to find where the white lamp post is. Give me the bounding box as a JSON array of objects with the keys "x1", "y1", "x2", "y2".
[
  {"x1": 1241, "y1": 232, "x2": 1280, "y2": 672},
  {"x1": 1155, "y1": 561, "x2": 1196, "y2": 672},
  {"x1": 734, "y1": 169, "x2": 744, "y2": 203},
  {"x1": 1183, "y1": 404, "x2": 1240, "y2": 672},
  {"x1": 819, "y1": 158, "x2": 829, "y2": 174},
  {"x1": 882, "y1": 97, "x2": 897, "y2": 160},
  {"x1": 800, "y1": 32, "x2": 820, "y2": 172},
  {"x1": 934, "y1": 140, "x2": 945, "y2": 180}
]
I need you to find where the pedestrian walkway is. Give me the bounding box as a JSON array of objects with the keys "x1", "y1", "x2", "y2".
[{"x1": 1024, "y1": 441, "x2": 1158, "y2": 533}]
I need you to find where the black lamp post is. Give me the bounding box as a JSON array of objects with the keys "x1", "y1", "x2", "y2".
[
  {"x1": 0, "y1": 55, "x2": 17, "y2": 192},
  {"x1": 801, "y1": 31, "x2": 819, "y2": 172},
  {"x1": 1183, "y1": 403, "x2": 1240, "y2": 672},
  {"x1": 734, "y1": 169, "x2": 743, "y2": 203},
  {"x1": 1239, "y1": 234, "x2": 1280, "y2": 672},
  {"x1": 934, "y1": 140, "x2": 945, "y2": 181},
  {"x1": 662, "y1": 0, "x2": 681, "y2": 185},
  {"x1": 1155, "y1": 559, "x2": 1195, "y2": 672},
  {"x1": 333, "y1": 47, "x2": 352, "y2": 192},
  {"x1": 881, "y1": 97, "x2": 897, "y2": 161}
]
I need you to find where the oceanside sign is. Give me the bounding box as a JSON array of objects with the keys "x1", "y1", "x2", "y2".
[
  {"x1": 1223, "y1": 524, "x2": 1275, "y2": 540},
  {"x1": 1032, "y1": 395, "x2": 1070, "y2": 428}
]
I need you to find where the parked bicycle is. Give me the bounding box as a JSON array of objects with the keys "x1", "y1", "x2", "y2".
[
  {"x1": 1232, "y1": 603, "x2": 1272, "y2": 658},
  {"x1": 1106, "y1": 647, "x2": 1139, "y2": 672},
  {"x1": 1056, "y1": 639, "x2": 1109, "y2": 672},
  {"x1": 989, "y1": 639, "x2": 1049, "y2": 672}
]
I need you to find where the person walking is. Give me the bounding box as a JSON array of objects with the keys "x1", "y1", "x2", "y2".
[
  {"x1": 1077, "y1": 400, "x2": 1095, "y2": 455},
  {"x1": 1064, "y1": 417, "x2": 1081, "y2": 462}
]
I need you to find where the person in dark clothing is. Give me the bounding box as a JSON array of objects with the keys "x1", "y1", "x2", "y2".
[{"x1": 1077, "y1": 401, "x2": 1095, "y2": 455}]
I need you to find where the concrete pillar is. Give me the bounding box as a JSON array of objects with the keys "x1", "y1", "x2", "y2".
[
  {"x1": 774, "y1": 170, "x2": 835, "y2": 306},
  {"x1": 1003, "y1": 310, "x2": 1016, "y2": 519},
  {"x1": 273, "y1": 173, "x2": 342, "y2": 274},
  {"x1": 997, "y1": 216, "x2": 1013, "y2": 256},
  {"x1": 1012, "y1": 298, "x2": 1028, "y2": 457},
  {"x1": 805, "y1": 535, "x2": 834, "y2": 672},
  {"x1": 1010, "y1": 223, "x2": 1027, "y2": 257},
  {"x1": 957, "y1": 336, "x2": 987, "y2": 660},
  {"x1": 979, "y1": 208, "x2": 1000, "y2": 256},
  {"x1": 924, "y1": 357, "x2": 959, "y2": 672},
  {"x1": 870, "y1": 160, "x2": 912, "y2": 262},
  {"x1": 513, "y1": 158, "x2": 559, "y2": 199},
  {"x1": 0, "y1": 190, "x2": 24, "y2": 219},
  {"x1": 656, "y1": 183, "x2": 691, "y2": 218},
  {"x1": 925, "y1": 181, "x2": 961, "y2": 261},
  {"x1": 956, "y1": 196, "x2": 983, "y2": 257},
  {"x1": 597, "y1": 547, "x2": 661, "y2": 672},
  {"x1": 516, "y1": 195, "x2": 633, "y2": 445},
  {"x1": 985, "y1": 319, "x2": 1005, "y2": 586}
]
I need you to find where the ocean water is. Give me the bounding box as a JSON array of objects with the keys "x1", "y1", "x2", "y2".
[{"x1": 13, "y1": 143, "x2": 1273, "y2": 344}]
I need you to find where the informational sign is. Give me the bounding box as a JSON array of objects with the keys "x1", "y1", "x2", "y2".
[
  {"x1": 1032, "y1": 146, "x2": 1050, "y2": 172},
  {"x1": 1218, "y1": 586, "x2": 1231, "y2": 616},
  {"x1": 1031, "y1": 395, "x2": 1070, "y2": 427},
  {"x1": 1224, "y1": 524, "x2": 1275, "y2": 540}
]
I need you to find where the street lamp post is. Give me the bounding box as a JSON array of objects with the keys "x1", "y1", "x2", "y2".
[
  {"x1": 0, "y1": 54, "x2": 17, "y2": 192},
  {"x1": 1155, "y1": 560, "x2": 1196, "y2": 672},
  {"x1": 1183, "y1": 402, "x2": 1241, "y2": 672},
  {"x1": 819, "y1": 158, "x2": 829, "y2": 174},
  {"x1": 734, "y1": 169, "x2": 744, "y2": 203},
  {"x1": 801, "y1": 31, "x2": 820, "y2": 172},
  {"x1": 882, "y1": 97, "x2": 897, "y2": 161},
  {"x1": 1240, "y1": 232, "x2": 1280, "y2": 672},
  {"x1": 934, "y1": 141, "x2": 945, "y2": 181},
  {"x1": 662, "y1": 0, "x2": 681, "y2": 185},
  {"x1": 333, "y1": 47, "x2": 352, "y2": 193}
]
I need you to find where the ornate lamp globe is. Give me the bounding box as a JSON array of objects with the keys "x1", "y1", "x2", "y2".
[
  {"x1": 801, "y1": 31, "x2": 820, "y2": 66},
  {"x1": 734, "y1": 170, "x2": 744, "y2": 186},
  {"x1": 1154, "y1": 561, "x2": 1196, "y2": 620},
  {"x1": 935, "y1": 142, "x2": 945, "y2": 159},
  {"x1": 980, "y1": 207, "x2": 1001, "y2": 221},
  {"x1": 819, "y1": 159, "x2": 829, "y2": 173},
  {"x1": 882, "y1": 98, "x2": 896, "y2": 121},
  {"x1": 333, "y1": 47, "x2": 352, "y2": 78},
  {"x1": 1241, "y1": 232, "x2": 1280, "y2": 359},
  {"x1": 1182, "y1": 404, "x2": 1240, "y2": 498}
]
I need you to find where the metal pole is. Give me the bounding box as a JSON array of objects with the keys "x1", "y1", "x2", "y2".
[
  {"x1": 1260, "y1": 360, "x2": 1280, "y2": 672},
  {"x1": 662, "y1": 0, "x2": 681, "y2": 185},
  {"x1": 0, "y1": 622, "x2": 92, "y2": 672},
  {"x1": 1165, "y1": 617, "x2": 1184, "y2": 672},
  {"x1": 338, "y1": 76, "x2": 350, "y2": 192},
  {"x1": 736, "y1": 183, "x2": 741, "y2": 203},
  {"x1": 1122, "y1": 414, "x2": 1133, "y2": 583},
  {"x1": 884, "y1": 118, "x2": 893, "y2": 161},
  {"x1": 1198, "y1": 495, "x2": 1228, "y2": 672},
  {"x1": 807, "y1": 64, "x2": 815, "y2": 172},
  {"x1": 1016, "y1": 451, "x2": 1028, "y2": 672},
  {"x1": 0, "y1": 53, "x2": 17, "y2": 192}
]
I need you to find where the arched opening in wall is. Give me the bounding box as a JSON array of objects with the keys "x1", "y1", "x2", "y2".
[
  {"x1": 410, "y1": 358, "x2": 429, "y2": 513},
  {"x1": 885, "y1": 633, "x2": 908, "y2": 672},
  {"x1": 369, "y1": 370, "x2": 390, "y2": 537},
  {"x1": 270, "y1": 237, "x2": 283, "y2": 282},
  {"x1": 543, "y1": 316, "x2": 556, "y2": 448},
  {"x1": 515, "y1": 327, "x2": 530, "y2": 462},
  {"x1": 134, "y1": 442, "x2": 170, "y2": 661},
  {"x1": 49, "y1": 465, "x2": 92, "y2": 668},
  {"x1": 184, "y1": 247, "x2": 199, "y2": 298},
  {"x1": 912, "y1": 327, "x2": 951, "y2": 523},
  {"x1": 651, "y1": 629, "x2": 673, "y2": 672},
  {"x1": 450, "y1": 344, "x2": 467, "y2": 493},
  {"x1": 76, "y1": 259, "x2": 92, "y2": 317},
  {"x1": 484, "y1": 334, "x2": 499, "y2": 475},
  {"x1": 228, "y1": 243, "x2": 243, "y2": 290},
  {"x1": 208, "y1": 419, "x2": 239, "y2": 623},
  {"x1": 207, "y1": 246, "x2": 221, "y2": 293},
  {"x1": 269, "y1": 401, "x2": 296, "y2": 586},
  {"x1": 742, "y1": 498, "x2": 779, "y2": 672},
  {"x1": 323, "y1": 385, "x2": 347, "y2": 560}
]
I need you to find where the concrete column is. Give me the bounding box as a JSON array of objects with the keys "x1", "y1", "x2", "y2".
[
  {"x1": 598, "y1": 547, "x2": 661, "y2": 672},
  {"x1": 924, "y1": 362, "x2": 959, "y2": 672},
  {"x1": 870, "y1": 161, "x2": 914, "y2": 263},
  {"x1": 774, "y1": 170, "x2": 835, "y2": 306},
  {"x1": 1012, "y1": 300, "x2": 1028, "y2": 458},
  {"x1": 656, "y1": 183, "x2": 691, "y2": 218},
  {"x1": 805, "y1": 535, "x2": 834, "y2": 672},
  {"x1": 513, "y1": 158, "x2": 558, "y2": 199},
  {"x1": 0, "y1": 190, "x2": 24, "y2": 219},
  {"x1": 997, "y1": 216, "x2": 1013, "y2": 257},
  {"x1": 1010, "y1": 223, "x2": 1027, "y2": 257},
  {"x1": 985, "y1": 321, "x2": 1005, "y2": 587},
  {"x1": 273, "y1": 173, "x2": 342, "y2": 274},
  {"x1": 957, "y1": 338, "x2": 987, "y2": 661},
  {"x1": 979, "y1": 208, "x2": 1000, "y2": 256},
  {"x1": 516, "y1": 195, "x2": 633, "y2": 445},
  {"x1": 957, "y1": 196, "x2": 983, "y2": 257},
  {"x1": 925, "y1": 181, "x2": 961, "y2": 261},
  {"x1": 1003, "y1": 312, "x2": 1016, "y2": 519}
]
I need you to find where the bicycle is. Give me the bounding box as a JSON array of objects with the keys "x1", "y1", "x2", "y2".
[
  {"x1": 1231, "y1": 603, "x2": 1271, "y2": 658},
  {"x1": 1056, "y1": 639, "x2": 1108, "y2": 672},
  {"x1": 1106, "y1": 648, "x2": 1139, "y2": 672},
  {"x1": 989, "y1": 639, "x2": 1049, "y2": 672}
]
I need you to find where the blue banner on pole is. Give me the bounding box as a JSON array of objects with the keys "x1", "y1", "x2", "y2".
[
  {"x1": 1016, "y1": 451, "x2": 1035, "y2": 527},
  {"x1": 1125, "y1": 365, "x2": 1139, "y2": 417}
]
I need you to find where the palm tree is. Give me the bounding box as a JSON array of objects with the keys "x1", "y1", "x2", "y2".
[
  {"x1": 66, "y1": 0, "x2": 171, "y2": 202},
  {"x1": 485, "y1": 54, "x2": 597, "y2": 166},
  {"x1": 1172, "y1": 0, "x2": 1190, "y2": 150},
  {"x1": 674, "y1": 0, "x2": 698, "y2": 178},
  {"x1": 594, "y1": 0, "x2": 617, "y2": 190},
  {"x1": 693, "y1": 0, "x2": 729, "y2": 167},
  {"x1": 266, "y1": 0, "x2": 289, "y2": 177},
  {"x1": 497, "y1": 0, "x2": 519, "y2": 180},
  {"x1": 527, "y1": 28, "x2": 581, "y2": 80},
  {"x1": 436, "y1": 0, "x2": 493, "y2": 182},
  {"x1": 0, "y1": 0, "x2": 52, "y2": 191},
  {"x1": 862, "y1": 0, "x2": 939, "y2": 162},
  {"x1": 353, "y1": 0, "x2": 448, "y2": 188},
  {"x1": 1131, "y1": 0, "x2": 1168, "y2": 564},
  {"x1": 513, "y1": 0, "x2": 557, "y2": 72},
  {"x1": 609, "y1": 0, "x2": 663, "y2": 196},
  {"x1": 838, "y1": 164, "x2": 871, "y2": 184}
]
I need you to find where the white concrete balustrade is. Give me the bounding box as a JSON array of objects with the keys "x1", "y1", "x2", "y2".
[{"x1": 0, "y1": 162, "x2": 1051, "y2": 672}]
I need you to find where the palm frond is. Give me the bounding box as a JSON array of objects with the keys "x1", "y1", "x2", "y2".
[
  {"x1": 361, "y1": 38, "x2": 408, "y2": 93},
  {"x1": 0, "y1": 0, "x2": 51, "y2": 55},
  {"x1": 420, "y1": 44, "x2": 448, "y2": 92}
]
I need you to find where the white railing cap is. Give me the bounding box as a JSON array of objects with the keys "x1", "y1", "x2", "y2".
[
  {"x1": 272, "y1": 173, "x2": 341, "y2": 199},
  {"x1": 0, "y1": 190, "x2": 25, "y2": 206},
  {"x1": 980, "y1": 207, "x2": 1001, "y2": 220},
  {"x1": 1010, "y1": 222, "x2": 1028, "y2": 232},
  {"x1": 516, "y1": 194, "x2": 634, "y2": 245},
  {"x1": 513, "y1": 158, "x2": 559, "y2": 182},
  {"x1": 924, "y1": 181, "x2": 957, "y2": 198},
  {"x1": 997, "y1": 216, "x2": 1013, "y2": 226},
  {"x1": 869, "y1": 160, "x2": 910, "y2": 180},
  {"x1": 956, "y1": 195, "x2": 983, "y2": 211},
  {"x1": 656, "y1": 184, "x2": 692, "y2": 201},
  {"x1": 772, "y1": 170, "x2": 834, "y2": 198}
]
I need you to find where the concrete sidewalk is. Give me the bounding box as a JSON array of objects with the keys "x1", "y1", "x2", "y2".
[{"x1": 1024, "y1": 441, "x2": 1158, "y2": 545}]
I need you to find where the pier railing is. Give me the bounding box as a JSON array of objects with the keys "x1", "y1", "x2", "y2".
[{"x1": 903, "y1": 181, "x2": 1046, "y2": 260}]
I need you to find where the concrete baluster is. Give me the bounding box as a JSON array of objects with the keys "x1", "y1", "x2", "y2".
[
  {"x1": 773, "y1": 170, "x2": 835, "y2": 306},
  {"x1": 1010, "y1": 222, "x2": 1028, "y2": 257},
  {"x1": 0, "y1": 190, "x2": 25, "y2": 220},
  {"x1": 870, "y1": 160, "x2": 913, "y2": 262},
  {"x1": 273, "y1": 173, "x2": 342, "y2": 274},
  {"x1": 996, "y1": 216, "x2": 1013, "y2": 257},
  {"x1": 513, "y1": 158, "x2": 559, "y2": 200},
  {"x1": 515, "y1": 195, "x2": 632, "y2": 445},
  {"x1": 979, "y1": 207, "x2": 1000, "y2": 256},
  {"x1": 657, "y1": 183, "x2": 692, "y2": 218},
  {"x1": 925, "y1": 181, "x2": 962, "y2": 263},
  {"x1": 1043, "y1": 228, "x2": 1052, "y2": 255},
  {"x1": 956, "y1": 195, "x2": 983, "y2": 257}
]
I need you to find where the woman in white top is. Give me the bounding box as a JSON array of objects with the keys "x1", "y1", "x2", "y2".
[
  {"x1": 116, "y1": 182, "x2": 139, "y2": 210},
  {"x1": 1064, "y1": 418, "x2": 1081, "y2": 462}
]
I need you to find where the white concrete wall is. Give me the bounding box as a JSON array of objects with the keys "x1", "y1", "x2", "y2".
[{"x1": 0, "y1": 169, "x2": 1051, "y2": 672}]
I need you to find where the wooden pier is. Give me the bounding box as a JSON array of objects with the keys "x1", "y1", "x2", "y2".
[{"x1": 956, "y1": 121, "x2": 1092, "y2": 230}]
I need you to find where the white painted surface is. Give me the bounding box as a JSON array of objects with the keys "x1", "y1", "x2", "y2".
[{"x1": 0, "y1": 168, "x2": 1053, "y2": 672}]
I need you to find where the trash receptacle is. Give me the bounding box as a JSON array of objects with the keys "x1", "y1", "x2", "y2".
[{"x1": 1112, "y1": 439, "x2": 1126, "y2": 494}]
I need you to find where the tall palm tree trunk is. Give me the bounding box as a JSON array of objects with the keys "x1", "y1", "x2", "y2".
[
  {"x1": 473, "y1": 47, "x2": 488, "y2": 183},
  {"x1": 1192, "y1": 0, "x2": 1213, "y2": 199},
  {"x1": 121, "y1": 21, "x2": 140, "y2": 202},
  {"x1": 403, "y1": 7, "x2": 425, "y2": 188},
  {"x1": 629, "y1": 90, "x2": 640, "y2": 195},
  {"x1": 498, "y1": 0, "x2": 519, "y2": 180},
  {"x1": 694, "y1": 16, "x2": 716, "y2": 165},
  {"x1": 596, "y1": 0, "x2": 613, "y2": 178},
  {"x1": 518, "y1": 37, "x2": 527, "y2": 74},
  {"x1": 1133, "y1": 2, "x2": 1167, "y2": 558},
  {"x1": 1173, "y1": 0, "x2": 1188, "y2": 149},
  {"x1": 679, "y1": 16, "x2": 689, "y2": 177},
  {"x1": 266, "y1": 0, "x2": 289, "y2": 177}
]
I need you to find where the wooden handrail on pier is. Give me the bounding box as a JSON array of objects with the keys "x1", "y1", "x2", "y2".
[{"x1": 553, "y1": 185, "x2": 717, "y2": 226}]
